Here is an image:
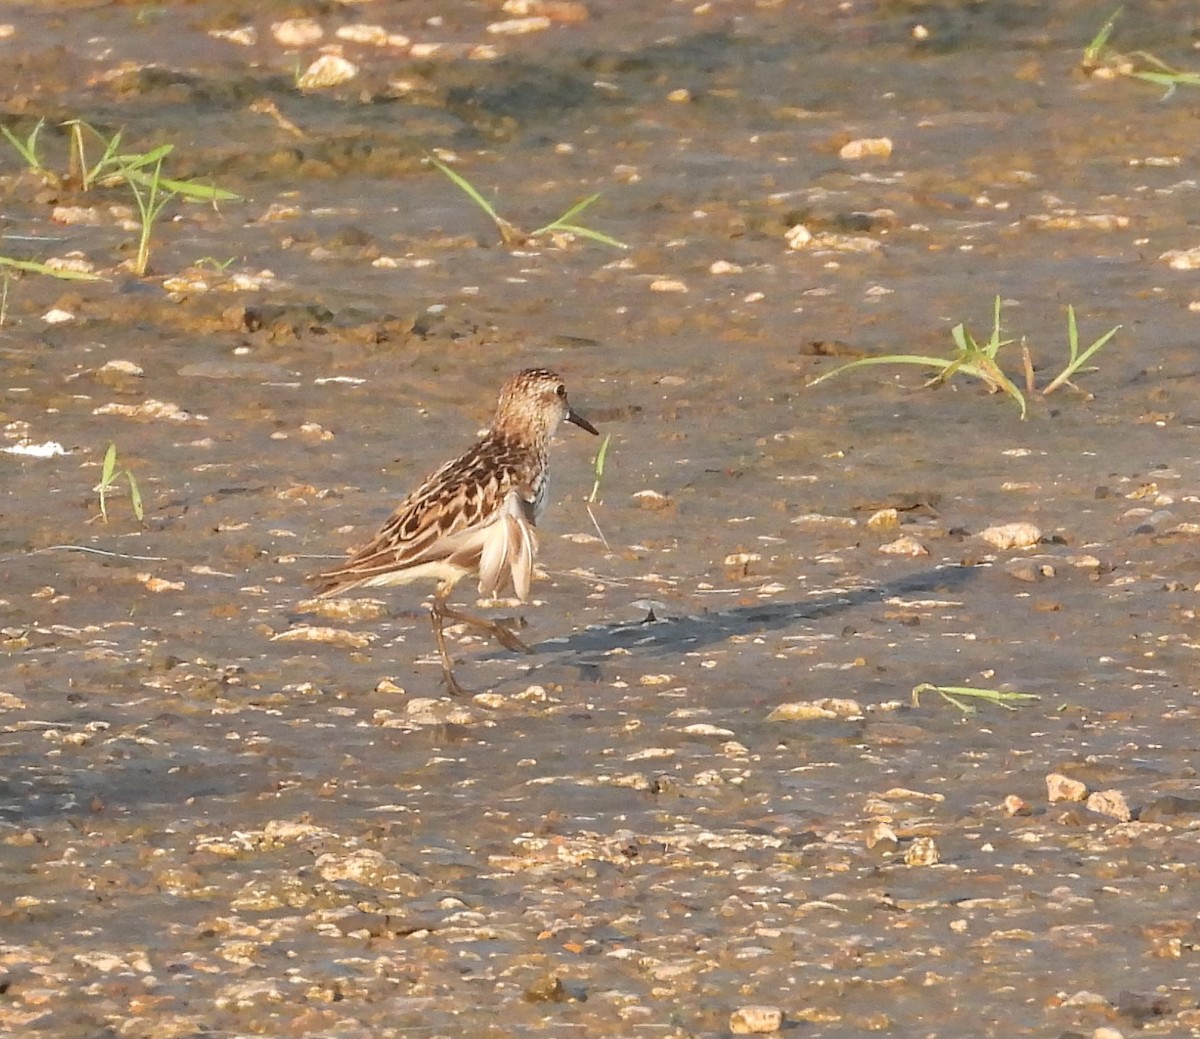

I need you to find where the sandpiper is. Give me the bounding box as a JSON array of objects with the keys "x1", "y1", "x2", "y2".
[{"x1": 310, "y1": 368, "x2": 598, "y2": 694}]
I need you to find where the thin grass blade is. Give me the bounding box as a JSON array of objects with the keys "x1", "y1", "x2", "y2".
[
  {"x1": 1070, "y1": 324, "x2": 1120, "y2": 369},
  {"x1": 427, "y1": 155, "x2": 505, "y2": 224},
  {"x1": 950, "y1": 322, "x2": 975, "y2": 354},
  {"x1": 1084, "y1": 8, "x2": 1122, "y2": 65},
  {"x1": 1, "y1": 118, "x2": 44, "y2": 167},
  {"x1": 809, "y1": 354, "x2": 955, "y2": 386},
  {"x1": 123, "y1": 167, "x2": 239, "y2": 201},
  {"x1": 0, "y1": 256, "x2": 104, "y2": 281},
  {"x1": 533, "y1": 193, "x2": 605, "y2": 235},
  {"x1": 102, "y1": 443, "x2": 118, "y2": 487},
  {"x1": 912, "y1": 682, "x2": 1040, "y2": 713},
  {"x1": 589, "y1": 433, "x2": 612, "y2": 504},
  {"x1": 127, "y1": 472, "x2": 144, "y2": 521},
  {"x1": 544, "y1": 223, "x2": 629, "y2": 249},
  {"x1": 115, "y1": 144, "x2": 175, "y2": 171}
]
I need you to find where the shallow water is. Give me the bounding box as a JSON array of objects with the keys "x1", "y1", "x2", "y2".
[{"x1": 3, "y1": 2, "x2": 1200, "y2": 1036}]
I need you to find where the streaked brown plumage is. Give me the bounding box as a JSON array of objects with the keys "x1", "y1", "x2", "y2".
[{"x1": 309, "y1": 368, "x2": 598, "y2": 693}]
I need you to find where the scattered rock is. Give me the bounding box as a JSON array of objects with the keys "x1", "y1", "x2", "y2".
[
  {"x1": 730, "y1": 1005, "x2": 783, "y2": 1034},
  {"x1": 978, "y1": 522, "x2": 1042, "y2": 549},
  {"x1": 867, "y1": 507, "x2": 899, "y2": 531},
  {"x1": 878, "y1": 535, "x2": 928, "y2": 556},
  {"x1": 865, "y1": 822, "x2": 899, "y2": 849},
  {"x1": 271, "y1": 625, "x2": 374, "y2": 649},
  {"x1": 1139, "y1": 795, "x2": 1200, "y2": 822},
  {"x1": 767, "y1": 698, "x2": 863, "y2": 721},
  {"x1": 904, "y1": 836, "x2": 940, "y2": 866},
  {"x1": 1003, "y1": 794, "x2": 1032, "y2": 816},
  {"x1": 487, "y1": 16, "x2": 552, "y2": 34},
  {"x1": 523, "y1": 974, "x2": 569, "y2": 1003},
  {"x1": 1005, "y1": 558, "x2": 1047, "y2": 582},
  {"x1": 271, "y1": 18, "x2": 323, "y2": 47},
  {"x1": 1087, "y1": 789, "x2": 1132, "y2": 822},
  {"x1": 297, "y1": 55, "x2": 359, "y2": 90},
  {"x1": 1047, "y1": 773, "x2": 1088, "y2": 802},
  {"x1": 839, "y1": 136, "x2": 893, "y2": 160}
]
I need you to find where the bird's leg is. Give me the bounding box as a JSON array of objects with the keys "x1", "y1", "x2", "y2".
[
  {"x1": 430, "y1": 587, "x2": 535, "y2": 695},
  {"x1": 430, "y1": 590, "x2": 468, "y2": 696},
  {"x1": 436, "y1": 603, "x2": 532, "y2": 654}
]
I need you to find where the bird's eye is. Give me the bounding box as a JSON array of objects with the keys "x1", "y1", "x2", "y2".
[{"x1": 556, "y1": 385, "x2": 567, "y2": 398}]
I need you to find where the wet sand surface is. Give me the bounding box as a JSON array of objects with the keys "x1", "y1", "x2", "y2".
[{"x1": 3, "y1": 1, "x2": 1200, "y2": 1036}]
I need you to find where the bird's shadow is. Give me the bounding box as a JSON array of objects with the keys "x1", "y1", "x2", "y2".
[{"x1": 525, "y1": 563, "x2": 984, "y2": 667}]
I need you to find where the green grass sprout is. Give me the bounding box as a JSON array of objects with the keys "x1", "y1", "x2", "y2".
[
  {"x1": 1082, "y1": 8, "x2": 1122, "y2": 70},
  {"x1": 95, "y1": 443, "x2": 144, "y2": 524},
  {"x1": 427, "y1": 154, "x2": 627, "y2": 250},
  {"x1": 811, "y1": 296, "x2": 1027, "y2": 418},
  {"x1": 193, "y1": 256, "x2": 237, "y2": 271},
  {"x1": 811, "y1": 298, "x2": 1120, "y2": 418},
  {"x1": 124, "y1": 150, "x2": 177, "y2": 276},
  {"x1": 585, "y1": 433, "x2": 612, "y2": 549},
  {"x1": 0, "y1": 255, "x2": 104, "y2": 281},
  {"x1": 531, "y1": 194, "x2": 629, "y2": 249},
  {"x1": 588, "y1": 433, "x2": 611, "y2": 505},
  {"x1": 65, "y1": 119, "x2": 124, "y2": 190},
  {"x1": 911, "y1": 683, "x2": 1040, "y2": 714},
  {"x1": 63, "y1": 122, "x2": 240, "y2": 202},
  {"x1": 1, "y1": 117, "x2": 48, "y2": 177},
  {"x1": 1041, "y1": 305, "x2": 1121, "y2": 396},
  {"x1": 1081, "y1": 8, "x2": 1200, "y2": 97}
]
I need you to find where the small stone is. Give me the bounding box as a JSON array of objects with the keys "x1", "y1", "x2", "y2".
[
  {"x1": 767, "y1": 698, "x2": 863, "y2": 721},
  {"x1": 1140, "y1": 795, "x2": 1200, "y2": 822},
  {"x1": 632, "y1": 489, "x2": 673, "y2": 510},
  {"x1": 297, "y1": 55, "x2": 358, "y2": 90},
  {"x1": 878, "y1": 535, "x2": 928, "y2": 556},
  {"x1": 271, "y1": 18, "x2": 323, "y2": 47},
  {"x1": 729, "y1": 1005, "x2": 783, "y2": 1034},
  {"x1": 315, "y1": 848, "x2": 391, "y2": 885},
  {"x1": 1046, "y1": 772, "x2": 1088, "y2": 802},
  {"x1": 1004, "y1": 559, "x2": 1041, "y2": 583},
  {"x1": 1002, "y1": 794, "x2": 1032, "y2": 816},
  {"x1": 865, "y1": 822, "x2": 899, "y2": 849},
  {"x1": 335, "y1": 24, "x2": 394, "y2": 46},
  {"x1": 867, "y1": 507, "x2": 899, "y2": 531},
  {"x1": 486, "y1": 16, "x2": 551, "y2": 34},
  {"x1": 839, "y1": 136, "x2": 893, "y2": 160},
  {"x1": 271, "y1": 625, "x2": 373, "y2": 649},
  {"x1": 978, "y1": 522, "x2": 1042, "y2": 549},
  {"x1": 503, "y1": 0, "x2": 588, "y2": 19},
  {"x1": 1162, "y1": 247, "x2": 1200, "y2": 270},
  {"x1": 904, "y1": 836, "x2": 940, "y2": 866},
  {"x1": 649, "y1": 278, "x2": 688, "y2": 293},
  {"x1": 784, "y1": 224, "x2": 812, "y2": 249},
  {"x1": 523, "y1": 974, "x2": 569, "y2": 1003},
  {"x1": 136, "y1": 574, "x2": 185, "y2": 593},
  {"x1": 1087, "y1": 789, "x2": 1132, "y2": 822},
  {"x1": 99, "y1": 359, "x2": 144, "y2": 377}
]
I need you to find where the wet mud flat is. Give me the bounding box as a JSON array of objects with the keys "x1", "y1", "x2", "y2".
[{"x1": 3, "y1": 1, "x2": 1200, "y2": 1036}]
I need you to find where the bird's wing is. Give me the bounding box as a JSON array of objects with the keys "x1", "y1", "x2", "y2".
[
  {"x1": 476, "y1": 489, "x2": 540, "y2": 600},
  {"x1": 309, "y1": 438, "x2": 532, "y2": 596}
]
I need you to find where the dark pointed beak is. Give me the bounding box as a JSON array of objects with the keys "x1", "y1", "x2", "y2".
[{"x1": 567, "y1": 407, "x2": 599, "y2": 436}]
